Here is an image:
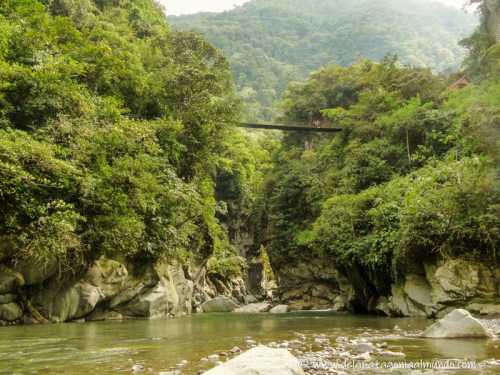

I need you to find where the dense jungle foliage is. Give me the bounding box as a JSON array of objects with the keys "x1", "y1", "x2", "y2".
[
  {"x1": 168, "y1": 0, "x2": 477, "y2": 122},
  {"x1": 1, "y1": 0, "x2": 499, "y2": 286},
  {"x1": 0, "y1": 0, "x2": 245, "y2": 274},
  {"x1": 254, "y1": 0, "x2": 500, "y2": 281}
]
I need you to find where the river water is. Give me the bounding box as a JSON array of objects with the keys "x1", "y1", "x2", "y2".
[{"x1": 0, "y1": 311, "x2": 498, "y2": 374}]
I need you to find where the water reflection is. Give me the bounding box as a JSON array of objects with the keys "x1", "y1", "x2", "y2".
[{"x1": 421, "y1": 337, "x2": 493, "y2": 360}]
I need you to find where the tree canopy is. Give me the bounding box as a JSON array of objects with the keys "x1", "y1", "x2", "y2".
[
  {"x1": 169, "y1": 0, "x2": 477, "y2": 122},
  {"x1": 0, "y1": 0, "x2": 240, "y2": 270}
]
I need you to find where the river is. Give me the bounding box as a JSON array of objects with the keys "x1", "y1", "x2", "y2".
[{"x1": 0, "y1": 312, "x2": 498, "y2": 374}]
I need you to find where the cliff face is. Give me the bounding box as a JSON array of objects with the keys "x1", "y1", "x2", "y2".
[
  {"x1": 0, "y1": 206, "x2": 268, "y2": 325},
  {"x1": 0, "y1": 244, "x2": 249, "y2": 325},
  {"x1": 274, "y1": 254, "x2": 499, "y2": 317},
  {"x1": 486, "y1": 0, "x2": 500, "y2": 43},
  {"x1": 224, "y1": 214, "x2": 267, "y2": 298}
]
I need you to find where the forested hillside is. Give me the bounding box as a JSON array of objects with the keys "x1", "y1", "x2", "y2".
[
  {"x1": 0, "y1": 0, "x2": 241, "y2": 271},
  {"x1": 231, "y1": 0, "x2": 500, "y2": 312},
  {"x1": 168, "y1": 0, "x2": 478, "y2": 122}
]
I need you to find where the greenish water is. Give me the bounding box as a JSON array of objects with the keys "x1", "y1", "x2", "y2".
[{"x1": 0, "y1": 312, "x2": 498, "y2": 374}]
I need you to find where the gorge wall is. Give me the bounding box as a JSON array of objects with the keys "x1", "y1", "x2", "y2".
[
  {"x1": 0, "y1": 241, "x2": 251, "y2": 325},
  {"x1": 273, "y1": 254, "x2": 500, "y2": 317}
]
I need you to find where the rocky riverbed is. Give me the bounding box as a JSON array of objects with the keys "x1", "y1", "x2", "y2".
[
  {"x1": 131, "y1": 315, "x2": 500, "y2": 375},
  {"x1": 478, "y1": 315, "x2": 500, "y2": 337}
]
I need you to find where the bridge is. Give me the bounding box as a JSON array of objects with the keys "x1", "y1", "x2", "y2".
[{"x1": 238, "y1": 122, "x2": 342, "y2": 133}]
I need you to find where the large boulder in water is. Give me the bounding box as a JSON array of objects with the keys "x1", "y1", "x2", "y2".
[
  {"x1": 234, "y1": 303, "x2": 272, "y2": 313},
  {"x1": 204, "y1": 345, "x2": 304, "y2": 375},
  {"x1": 269, "y1": 305, "x2": 290, "y2": 314},
  {"x1": 201, "y1": 296, "x2": 239, "y2": 312},
  {"x1": 421, "y1": 309, "x2": 491, "y2": 338}
]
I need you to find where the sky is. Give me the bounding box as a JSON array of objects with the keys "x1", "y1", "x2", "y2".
[{"x1": 160, "y1": 0, "x2": 473, "y2": 17}]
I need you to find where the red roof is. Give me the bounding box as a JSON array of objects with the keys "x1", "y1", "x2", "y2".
[{"x1": 448, "y1": 76, "x2": 470, "y2": 90}]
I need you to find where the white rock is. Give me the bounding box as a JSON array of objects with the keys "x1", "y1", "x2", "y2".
[
  {"x1": 421, "y1": 309, "x2": 491, "y2": 338},
  {"x1": 269, "y1": 305, "x2": 291, "y2": 314},
  {"x1": 338, "y1": 352, "x2": 351, "y2": 359},
  {"x1": 203, "y1": 346, "x2": 304, "y2": 374},
  {"x1": 353, "y1": 352, "x2": 371, "y2": 361},
  {"x1": 353, "y1": 343, "x2": 375, "y2": 353},
  {"x1": 234, "y1": 303, "x2": 272, "y2": 313},
  {"x1": 201, "y1": 296, "x2": 239, "y2": 313}
]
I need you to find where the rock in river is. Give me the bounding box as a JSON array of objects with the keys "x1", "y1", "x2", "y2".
[
  {"x1": 234, "y1": 303, "x2": 272, "y2": 313},
  {"x1": 201, "y1": 296, "x2": 239, "y2": 313},
  {"x1": 269, "y1": 305, "x2": 291, "y2": 314},
  {"x1": 203, "y1": 346, "x2": 304, "y2": 375},
  {"x1": 353, "y1": 343, "x2": 376, "y2": 353},
  {"x1": 421, "y1": 309, "x2": 491, "y2": 338}
]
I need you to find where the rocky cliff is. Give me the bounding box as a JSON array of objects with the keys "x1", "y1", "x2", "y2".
[
  {"x1": 0, "y1": 202, "x2": 270, "y2": 326},
  {"x1": 274, "y1": 254, "x2": 499, "y2": 317},
  {"x1": 0, "y1": 243, "x2": 251, "y2": 325},
  {"x1": 223, "y1": 214, "x2": 269, "y2": 299}
]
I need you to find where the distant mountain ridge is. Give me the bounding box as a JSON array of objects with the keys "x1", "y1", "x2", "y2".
[{"x1": 168, "y1": 0, "x2": 478, "y2": 122}]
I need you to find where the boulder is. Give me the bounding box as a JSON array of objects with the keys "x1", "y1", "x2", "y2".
[
  {"x1": 466, "y1": 303, "x2": 487, "y2": 314},
  {"x1": 353, "y1": 343, "x2": 376, "y2": 353},
  {"x1": 421, "y1": 309, "x2": 491, "y2": 338},
  {"x1": 234, "y1": 303, "x2": 272, "y2": 313},
  {"x1": 246, "y1": 295, "x2": 259, "y2": 303},
  {"x1": 201, "y1": 296, "x2": 239, "y2": 313},
  {"x1": 0, "y1": 301, "x2": 23, "y2": 321},
  {"x1": 269, "y1": 305, "x2": 290, "y2": 314},
  {"x1": 203, "y1": 346, "x2": 304, "y2": 375},
  {"x1": 119, "y1": 278, "x2": 171, "y2": 318},
  {"x1": 289, "y1": 300, "x2": 313, "y2": 311},
  {"x1": 478, "y1": 304, "x2": 500, "y2": 315}
]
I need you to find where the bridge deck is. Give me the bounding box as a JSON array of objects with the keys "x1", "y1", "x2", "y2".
[{"x1": 239, "y1": 123, "x2": 342, "y2": 132}]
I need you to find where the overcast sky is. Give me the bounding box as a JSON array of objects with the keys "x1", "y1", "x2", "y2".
[{"x1": 161, "y1": 0, "x2": 473, "y2": 17}]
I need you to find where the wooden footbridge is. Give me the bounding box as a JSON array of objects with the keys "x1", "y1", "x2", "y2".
[{"x1": 238, "y1": 121, "x2": 341, "y2": 133}]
